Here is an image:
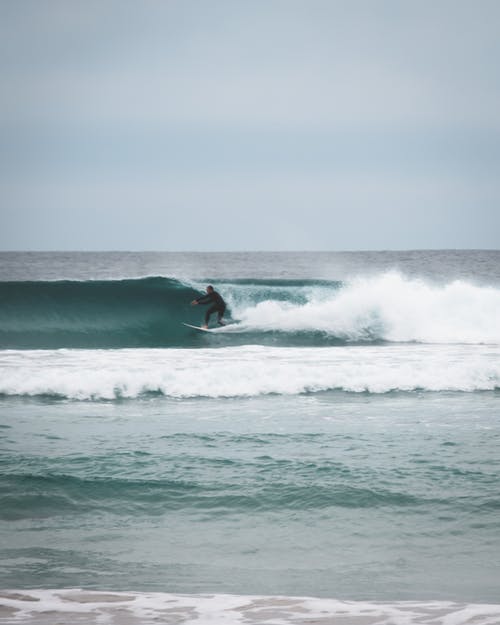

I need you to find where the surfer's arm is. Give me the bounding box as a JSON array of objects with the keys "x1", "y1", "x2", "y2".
[{"x1": 193, "y1": 294, "x2": 211, "y2": 305}]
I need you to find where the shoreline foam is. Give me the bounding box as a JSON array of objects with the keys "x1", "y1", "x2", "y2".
[{"x1": 1, "y1": 590, "x2": 500, "y2": 625}]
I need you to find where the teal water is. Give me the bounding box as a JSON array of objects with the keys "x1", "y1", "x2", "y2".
[
  {"x1": 0, "y1": 251, "x2": 499, "y2": 615},
  {"x1": 2, "y1": 392, "x2": 500, "y2": 601}
]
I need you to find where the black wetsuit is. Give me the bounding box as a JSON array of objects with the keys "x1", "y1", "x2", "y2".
[{"x1": 195, "y1": 291, "x2": 226, "y2": 325}]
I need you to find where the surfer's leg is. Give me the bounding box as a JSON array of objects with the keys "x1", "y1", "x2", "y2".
[
  {"x1": 205, "y1": 305, "x2": 217, "y2": 326},
  {"x1": 217, "y1": 305, "x2": 226, "y2": 326}
]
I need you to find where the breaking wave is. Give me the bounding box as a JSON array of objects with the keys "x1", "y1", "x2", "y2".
[{"x1": 0, "y1": 272, "x2": 499, "y2": 349}]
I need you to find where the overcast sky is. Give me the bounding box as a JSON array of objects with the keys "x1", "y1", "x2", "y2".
[{"x1": 1, "y1": 0, "x2": 499, "y2": 251}]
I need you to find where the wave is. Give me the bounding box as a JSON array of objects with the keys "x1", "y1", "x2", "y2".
[
  {"x1": 1, "y1": 589, "x2": 499, "y2": 625},
  {"x1": 0, "y1": 273, "x2": 499, "y2": 349},
  {"x1": 0, "y1": 471, "x2": 428, "y2": 521},
  {"x1": 0, "y1": 276, "x2": 199, "y2": 349},
  {"x1": 0, "y1": 345, "x2": 498, "y2": 399}
]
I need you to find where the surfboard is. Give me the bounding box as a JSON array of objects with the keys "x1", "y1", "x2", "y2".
[{"x1": 182, "y1": 322, "x2": 217, "y2": 332}]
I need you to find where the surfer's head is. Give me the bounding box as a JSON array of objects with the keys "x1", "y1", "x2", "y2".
[{"x1": 206, "y1": 285, "x2": 214, "y2": 293}]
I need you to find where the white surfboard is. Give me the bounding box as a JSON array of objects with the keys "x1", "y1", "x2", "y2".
[{"x1": 182, "y1": 322, "x2": 217, "y2": 332}]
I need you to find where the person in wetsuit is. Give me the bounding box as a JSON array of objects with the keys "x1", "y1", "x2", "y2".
[{"x1": 191, "y1": 285, "x2": 226, "y2": 329}]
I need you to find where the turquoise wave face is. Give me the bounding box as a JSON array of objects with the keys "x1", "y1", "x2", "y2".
[
  {"x1": 0, "y1": 277, "x2": 346, "y2": 349},
  {"x1": 0, "y1": 277, "x2": 197, "y2": 348}
]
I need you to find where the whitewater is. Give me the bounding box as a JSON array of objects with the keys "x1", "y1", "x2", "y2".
[
  {"x1": 1, "y1": 344, "x2": 499, "y2": 399},
  {"x1": 1, "y1": 251, "x2": 499, "y2": 625},
  {"x1": 229, "y1": 272, "x2": 500, "y2": 344}
]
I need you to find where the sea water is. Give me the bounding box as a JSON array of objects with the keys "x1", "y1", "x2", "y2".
[{"x1": 0, "y1": 251, "x2": 499, "y2": 624}]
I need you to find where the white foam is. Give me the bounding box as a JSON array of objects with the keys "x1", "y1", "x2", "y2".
[
  {"x1": 228, "y1": 273, "x2": 500, "y2": 344},
  {"x1": 1, "y1": 589, "x2": 499, "y2": 624},
  {"x1": 0, "y1": 344, "x2": 498, "y2": 400}
]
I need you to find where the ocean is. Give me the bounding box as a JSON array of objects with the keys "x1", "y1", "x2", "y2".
[{"x1": 0, "y1": 250, "x2": 499, "y2": 625}]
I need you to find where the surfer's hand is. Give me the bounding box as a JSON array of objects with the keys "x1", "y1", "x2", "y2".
[{"x1": 191, "y1": 300, "x2": 198, "y2": 305}]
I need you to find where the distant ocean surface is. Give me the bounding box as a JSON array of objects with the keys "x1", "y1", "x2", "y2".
[{"x1": 1, "y1": 250, "x2": 499, "y2": 625}]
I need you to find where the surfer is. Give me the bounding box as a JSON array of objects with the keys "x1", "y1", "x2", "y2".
[{"x1": 191, "y1": 285, "x2": 226, "y2": 329}]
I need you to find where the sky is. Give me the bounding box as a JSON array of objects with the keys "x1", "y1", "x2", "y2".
[{"x1": 1, "y1": 0, "x2": 499, "y2": 251}]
